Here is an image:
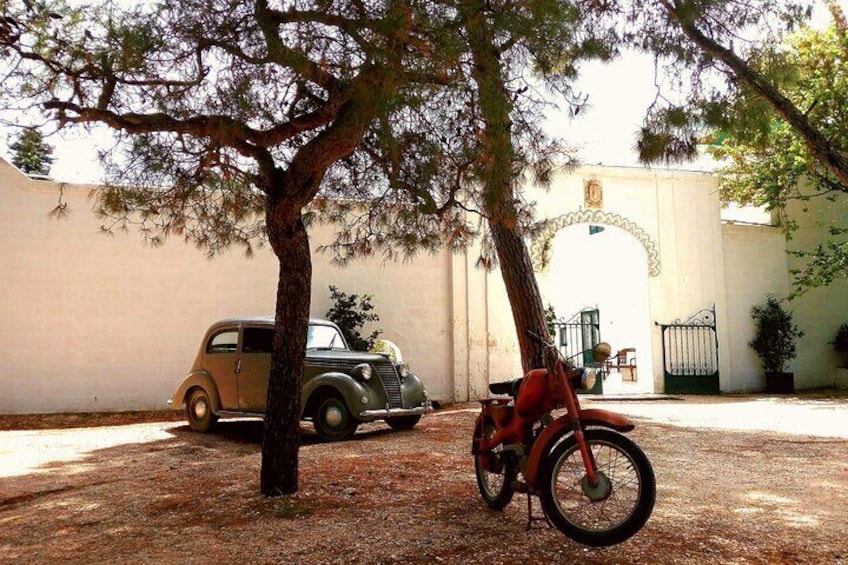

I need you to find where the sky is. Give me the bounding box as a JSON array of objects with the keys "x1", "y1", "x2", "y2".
[
  {"x1": 547, "y1": 51, "x2": 671, "y2": 169},
  {"x1": 2, "y1": 50, "x2": 695, "y2": 184},
  {"x1": 1, "y1": 1, "x2": 839, "y2": 184}
]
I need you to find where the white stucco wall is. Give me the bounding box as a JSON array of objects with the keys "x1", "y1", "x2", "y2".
[
  {"x1": 717, "y1": 192, "x2": 848, "y2": 391},
  {"x1": 720, "y1": 223, "x2": 790, "y2": 391},
  {"x1": 310, "y1": 225, "x2": 455, "y2": 401},
  {"x1": 785, "y1": 192, "x2": 848, "y2": 389},
  {"x1": 2, "y1": 157, "x2": 842, "y2": 414},
  {"x1": 0, "y1": 159, "x2": 454, "y2": 413},
  {"x1": 509, "y1": 166, "x2": 730, "y2": 393}
]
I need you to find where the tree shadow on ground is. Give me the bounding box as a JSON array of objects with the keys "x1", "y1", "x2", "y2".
[
  {"x1": 166, "y1": 419, "x2": 400, "y2": 446},
  {"x1": 1, "y1": 407, "x2": 847, "y2": 564}
]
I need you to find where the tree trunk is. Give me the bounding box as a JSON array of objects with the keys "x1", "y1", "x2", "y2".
[
  {"x1": 462, "y1": 1, "x2": 551, "y2": 373},
  {"x1": 489, "y1": 220, "x2": 550, "y2": 373},
  {"x1": 261, "y1": 196, "x2": 312, "y2": 496},
  {"x1": 256, "y1": 75, "x2": 383, "y2": 496}
]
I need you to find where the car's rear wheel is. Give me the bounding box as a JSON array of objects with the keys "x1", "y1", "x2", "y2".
[
  {"x1": 186, "y1": 388, "x2": 218, "y2": 432},
  {"x1": 386, "y1": 415, "x2": 421, "y2": 430},
  {"x1": 314, "y1": 396, "x2": 358, "y2": 441}
]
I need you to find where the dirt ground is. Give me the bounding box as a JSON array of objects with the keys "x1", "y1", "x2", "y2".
[{"x1": 1, "y1": 395, "x2": 847, "y2": 564}]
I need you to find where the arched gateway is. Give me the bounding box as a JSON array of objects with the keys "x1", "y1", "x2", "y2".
[
  {"x1": 531, "y1": 209, "x2": 661, "y2": 277},
  {"x1": 531, "y1": 208, "x2": 657, "y2": 395}
]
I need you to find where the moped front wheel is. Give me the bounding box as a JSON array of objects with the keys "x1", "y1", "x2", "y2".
[
  {"x1": 540, "y1": 428, "x2": 655, "y2": 546},
  {"x1": 474, "y1": 419, "x2": 516, "y2": 510}
]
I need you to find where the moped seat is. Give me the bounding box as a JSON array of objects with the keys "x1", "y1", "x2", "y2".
[{"x1": 488, "y1": 377, "x2": 523, "y2": 397}]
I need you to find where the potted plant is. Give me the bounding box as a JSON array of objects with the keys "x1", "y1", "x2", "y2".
[
  {"x1": 749, "y1": 296, "x2": 804, "y2": 394},
  {"x1": 830, "y1": 323, "x2": 848, "y2": 368}
]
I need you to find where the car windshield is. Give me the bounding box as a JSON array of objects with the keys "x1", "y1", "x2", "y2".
[{"x1": 307, "y1": 324, "x2": 347, "y2": 350}]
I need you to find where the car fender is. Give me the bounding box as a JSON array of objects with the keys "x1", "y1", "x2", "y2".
[
  {"x1": 170, "y1": 371, "x2": 222, "y2": 413},
  {"x1": 400, "y1": 371, "x2": 428, "y2": 406},
  {"x1": 302, "y1": 372, "x2": 370, "y2": 415}
]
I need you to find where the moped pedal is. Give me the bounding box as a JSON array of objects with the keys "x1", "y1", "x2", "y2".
[{"x1": 512, "y1": 480, "x2": 529, "y2": 494}]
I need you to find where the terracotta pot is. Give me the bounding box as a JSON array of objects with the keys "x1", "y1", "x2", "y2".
[{"x1": 765, "y1": 371, "x2": 794, "y2": 394}]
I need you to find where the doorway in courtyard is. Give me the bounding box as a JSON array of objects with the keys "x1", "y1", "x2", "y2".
[{"x1": 540, "y1": 222, "x2": 654, "y2": 395}]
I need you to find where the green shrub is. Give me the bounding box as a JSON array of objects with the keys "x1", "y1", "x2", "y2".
[
  {"x1": 830, "y1": 323, "x2": 848, "y2": 366},
  {"x1": 749, "y1": 296, "x2": 804, "y2": 374},
  {"x1": 325, "y1": 285, "x2": 382, "y2": 351},
  {"x1": 545, "y1": 304, "x2": 558, "y2": 337}
]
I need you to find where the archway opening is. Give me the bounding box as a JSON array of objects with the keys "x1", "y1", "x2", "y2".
[{"x1": 539, "y1": 223, "x2": 654, "y2": 394}]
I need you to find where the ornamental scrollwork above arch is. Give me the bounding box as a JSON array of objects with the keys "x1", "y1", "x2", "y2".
[{"x1": 530, "y1": 209, "x2": 661, "y2": 276}]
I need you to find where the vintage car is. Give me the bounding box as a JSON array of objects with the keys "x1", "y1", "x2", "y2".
[{"x1": 169, "y1": 317, "x2": 431, "y2": 441}]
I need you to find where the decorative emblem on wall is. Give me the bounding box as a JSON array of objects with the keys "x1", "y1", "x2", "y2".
[
  {"x1": 531, "y1": 209, "x2": 661, "y2": 276},
  {"x1": 584, "y1": 179, "x2": 603, "y2": 209}
]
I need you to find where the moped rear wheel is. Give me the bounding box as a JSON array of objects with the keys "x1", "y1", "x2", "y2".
[
  {"x1": 540, "y1": 429, "x2": 655, "y2": 546},
  {"x1": 474, "y1": 419, "x2": 516, "y2": 510}
]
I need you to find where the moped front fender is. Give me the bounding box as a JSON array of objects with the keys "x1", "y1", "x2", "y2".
[{"x1": 525, "y1": 409, "x2": 635, "y2": 490}]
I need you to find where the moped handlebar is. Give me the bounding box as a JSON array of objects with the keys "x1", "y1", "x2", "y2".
[
  {"x1": 525, "y1": 329, "x2": 567, "y2": 373},
  {"x1": 524, "y1": 329, "x2": 550, "y2": 346},
  {"x1": 525, "y1": 328, "x2": 613, "y2": 365}
]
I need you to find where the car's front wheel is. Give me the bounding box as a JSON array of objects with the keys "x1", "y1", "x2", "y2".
[
  {"x1": 314, "y1": 396, "x2": 359, "y2": 441},
  {"x1": 186, "y1": 388, "x2": 218, "y2": 432},
  {"x1": 386, "y1": 415, "x2": 421, "y2": 430}
]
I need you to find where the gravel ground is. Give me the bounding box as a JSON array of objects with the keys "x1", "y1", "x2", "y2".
[{"x1": 1, "y1": 394, "x2": 847, "y2": 564}]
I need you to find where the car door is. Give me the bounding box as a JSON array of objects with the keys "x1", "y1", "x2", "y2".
[
  {"x1": 237, "y1": 326, "x2": 273, "y2": 412},
  {"x1": 202, "y1": 327, "x2": 240, "y2": 410}
]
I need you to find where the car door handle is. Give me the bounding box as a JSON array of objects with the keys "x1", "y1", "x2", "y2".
[{"x1": 234, "y1": 359, "x2": 242, "y2": 374}]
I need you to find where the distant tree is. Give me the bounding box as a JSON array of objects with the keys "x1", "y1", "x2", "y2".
[
  {"x1": 9, "y1": 128, "x2": 54, "y2": 175},
  {"x1": 709, "y1": 20, "x2": 848, "y2": 295},
  {"x1": 589, "y1": 0, "x2": 848, "y2": 295}
]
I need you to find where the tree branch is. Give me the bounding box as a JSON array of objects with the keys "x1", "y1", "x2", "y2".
[
  {"x1": 825, "y1": 0, "x2": 847, "y2": 35},
  {"x1": 254, "y1": 0, "x2": 339, "y2": 91},
  {"x1": 659, "y1": 0, "x2": 848, "y2": 188}
]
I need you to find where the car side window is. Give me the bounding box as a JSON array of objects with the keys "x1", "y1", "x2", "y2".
[
  {"x1": 207, "y1": 330, "x2": 238, "y2": 354},
  {"x1": 242, "y1": 328, "x2": 274, "y2": 354}
]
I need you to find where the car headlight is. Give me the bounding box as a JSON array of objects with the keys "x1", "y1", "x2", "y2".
[
  {"x1": 352, "y1": 363, "x2": 372, "y2": 381},
  {"x1": 397, "y1": 362, "x2": 411, "y2": 378},
  {"x1": 578, "y1": 368, "x2": 597, "y2": 391}
]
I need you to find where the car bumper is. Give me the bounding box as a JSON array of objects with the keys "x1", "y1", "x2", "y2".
[{"x1": 358, "y1": 401, "x2": 432, "y2": 421}]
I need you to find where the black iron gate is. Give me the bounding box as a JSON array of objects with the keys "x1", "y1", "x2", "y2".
[
  {"x1": 552, "y1": 308, "x2": 603, "y2": 394},
  {"x1": 657, "y1": 305, "x2": 719, "y2": 394}
]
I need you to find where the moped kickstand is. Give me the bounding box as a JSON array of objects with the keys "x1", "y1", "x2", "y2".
[{"x1": 526, "y1": 492, "x2": 556, "y2": 531}]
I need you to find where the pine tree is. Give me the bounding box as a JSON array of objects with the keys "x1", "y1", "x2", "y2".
[{"x1": 9, "y1": 128, "x2": 54, "y2": 176}]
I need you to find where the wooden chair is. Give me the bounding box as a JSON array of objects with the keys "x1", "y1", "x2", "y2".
[{"x1": 605, "y1": 348, "x2": 637, "y2": 381}]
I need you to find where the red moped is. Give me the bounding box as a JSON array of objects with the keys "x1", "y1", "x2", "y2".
[{"x1": 472, "y1": 330, "x2": 656, "y2": 546}]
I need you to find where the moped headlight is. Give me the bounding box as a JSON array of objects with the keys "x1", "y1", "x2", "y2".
[
  {"x1": 352, "y1": 363, "x2": 372, "y2": 381},
  {"x1": 397, "y1": 362, "x2": 411, "y2": 378},
  {"x1": 579, "y1": 368, "x2": 597, "y2": 391}
]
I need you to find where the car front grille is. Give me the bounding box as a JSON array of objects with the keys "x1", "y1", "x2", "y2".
[
  {"x1": 305, "y1": 358, "x2": 404, "y2": 408},
  {"x1": 373, "y1": 360, "x2": 404, "y2": 408}
]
